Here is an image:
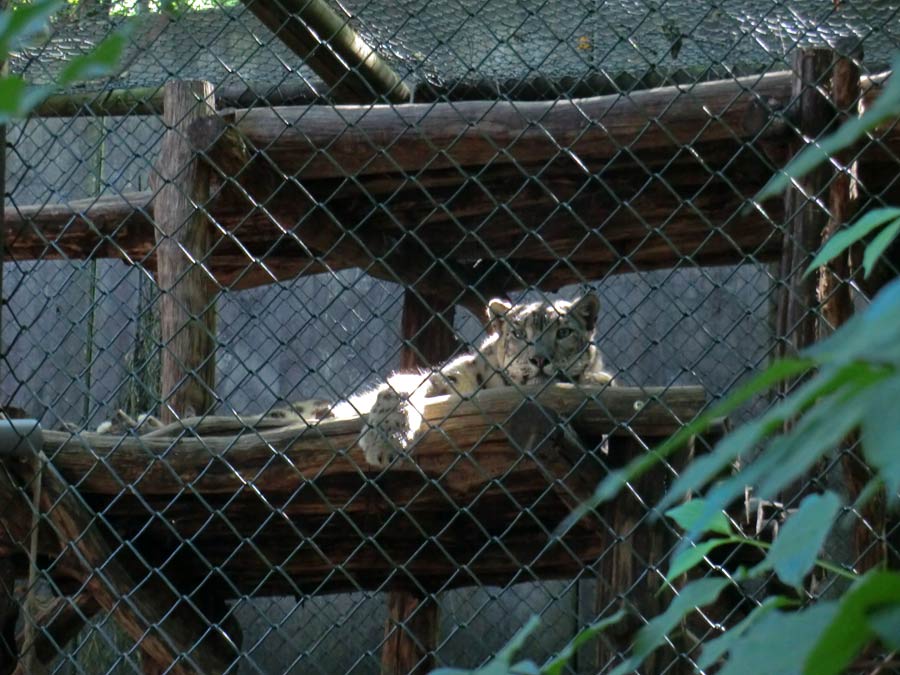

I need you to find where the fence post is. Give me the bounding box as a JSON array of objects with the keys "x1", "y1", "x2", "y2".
[
  {"x1": 154, "y1": 80, "x2": 218, "y2": 424},
  {"x1": 381, "y1": 289, "x2": 456, "y2": 675}
]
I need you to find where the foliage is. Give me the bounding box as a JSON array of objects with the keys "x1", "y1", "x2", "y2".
[
  {"x1": 434, "y1": 53, "x2": 900, "y2": 675},
  {"x1": 430, "y1": 612, "x2": 624, "y2": 675},
  {"x1": 0, "y1": 0, "x2": 127, "y2": 123}
]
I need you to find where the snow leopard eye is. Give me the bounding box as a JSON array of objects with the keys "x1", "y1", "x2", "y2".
[{"x1": 556, "y1": 327, "x2": 573, "y2": 339}]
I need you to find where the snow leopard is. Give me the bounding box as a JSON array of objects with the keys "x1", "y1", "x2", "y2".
[{"x1": 353, "y1": 291, "x2": 614, "y2": 467}]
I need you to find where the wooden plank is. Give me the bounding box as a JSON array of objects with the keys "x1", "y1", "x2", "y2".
[
  {"x1": 238, "y1": 0, "x2": 409, "y2": 103},
  {"x1": 153, "y1": 81, "x2": 218, "y2": 424}
]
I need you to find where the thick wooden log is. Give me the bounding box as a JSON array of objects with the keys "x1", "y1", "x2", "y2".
[
  {"x1": 383, "y1": 594, "x2": 438, "y2": 675},
  {"x1": 595, "y1": 436, "x2": 692, "y2": 674},
  {"x1": 215, "y1": 71, "x2": 797, "y2": 180},
  {"x1": 34, "y1": 385, "x2": 706, "y2": 495},
  {"x1": 238, "y1": 0, "x2": 409, "y2": 103},
  {"x1": 214, "y1": 69, "x2": 896, "y2": 182},
  {"x1": 820, "y1": 45, "x2": 860, "y2": 340},
  {"x1": 154, "y1": 81, "x2": 218, "y2": 424},
  {"x1": 32, "y1": 80, "x2": 320, "y2": 118}
]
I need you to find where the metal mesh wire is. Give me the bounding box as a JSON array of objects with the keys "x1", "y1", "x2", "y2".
[{"x1": 2, "y1": 0, "x2": 900, "y2": 673}]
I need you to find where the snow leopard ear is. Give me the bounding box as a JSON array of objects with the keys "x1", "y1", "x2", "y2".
[
  {"x1": 486, "y1": 298, "x2": 513, "y2": 333},
  {"x1": 571, "y1": 292, "x2": 601, "y2": 329}
]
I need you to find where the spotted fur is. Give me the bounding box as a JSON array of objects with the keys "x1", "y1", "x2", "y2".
[{"x1": 357, "y1": 292, "x2": 613, "y2": 467}]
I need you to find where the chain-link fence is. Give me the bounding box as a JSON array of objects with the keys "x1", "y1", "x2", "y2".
[{"x1": 1, "y1": 0, "x2": 899, "y2": 673}]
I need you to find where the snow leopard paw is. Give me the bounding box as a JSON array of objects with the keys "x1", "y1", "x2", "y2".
[{"x1": 359, "y1": 388, "x2": 413, "y2": 467}]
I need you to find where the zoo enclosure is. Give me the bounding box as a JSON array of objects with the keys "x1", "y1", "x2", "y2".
[{"x1": 2, "y1": 1, "x2": 900, "y2": 674}]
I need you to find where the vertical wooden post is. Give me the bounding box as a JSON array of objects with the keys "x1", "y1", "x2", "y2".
[
  {"x1": 594, "y1": 436, "x2": 692, "y2": 674},
  {"x1": 819, "y1": 42, "x2": 860, "y2": 338},
  {"x1": 381, "y1": 289, "x2": 456, "y2": 675},
  {"x1": 776, "y1": 49, "x2": 834, "y2": 361},
  {"x1": 150, "y1": 81, "x2": 217, "y2": 673},
  {"x1": 154, "y1": 81, "x2": 218, "y2": 424}
]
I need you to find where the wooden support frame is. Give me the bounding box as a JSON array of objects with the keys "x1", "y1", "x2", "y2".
[
  {"x1": 0, "y1": 460, "x2": 234, "y2": 675},
  {"x1": 153, "y1": 81, "x2": 219, "y2": 424},
  {"x1": 17, "y1": 385, "x2": 708, "y2": 602}
]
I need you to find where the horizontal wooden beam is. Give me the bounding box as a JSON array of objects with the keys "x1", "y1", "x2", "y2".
[
  {"x1": 38, "y1": 384, "x2": 703, "y2": 495},
  {"x1": 215, "y1": 70, "x2": 804, "y2": 180}
]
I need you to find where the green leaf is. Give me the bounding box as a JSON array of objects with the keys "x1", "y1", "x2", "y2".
[
  {"x1": 863, "y1": 217, "x2": 900, "y2": 278},
  {"x1": 558, "y1": 357, "x2": 816, "y2": 535},
  {"x1": 804, "y1": 208, "x2": 900, "y2": 276},
  {"x1": 805, "y1": 275, "x2": 900, "y2": 364},
  {"x1": 0, "y1": 0, "x2": 63, "y2": 56},
  {"x1": 658, "y1": 358, "x2": 845, "y2": 515},
  {"x1": 717, "y1": 603, "x2": 839, "y2": 675},
  {"x1": 749, "y1": 492, "x2": 842, "y2": 587},
  {"x1": 753, "y1": 373, "x2": 883, "y2": 500},
  {"x1": 608, "y1": 578, "x2": 729, "y2": 675},
  {"x1": 698, "y1": 596, "x2": 795, "y2": 669},
  {"x1": 686, "y1": 371, "x2": 877, "y2": 547},
  {"x1": 666, "y1": 500, "x2": 734, "y2": 536},
  {"x1": 868, "y1": 605, "x2": 900, "y2": 650},
  {"x1": 541, "y1": 611, "x2": 624, "y2": 675},
  {"x1": 804, "y1": 570, "x2": 900, "y2": 675},
  {"x1": 431, "y1": 616, "x2": 543, "y2": 675},
  {"x1": 860, "y1": 377, "x2": 900, "y2": 498},
  {"x1": 755, "y1": 54, "x2": 900, "y2": 203},
  {"x1": 57, "y1": 31, "x2": 128, "y2": 86},
  {"x1": 665, "y1": 537, "x2": 733, "y2": 583}
]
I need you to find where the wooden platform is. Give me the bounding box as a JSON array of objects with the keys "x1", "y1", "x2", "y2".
[
  {"x1": 0, "y1": 385, "x2": 711, "y2": 670},
  {"x1": 2, "y1": 385, "x2": 704, "y2": 592}
]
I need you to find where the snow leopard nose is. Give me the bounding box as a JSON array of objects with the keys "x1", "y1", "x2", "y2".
[{"x1": 530, "y1": 356, "x2": 548, "y2": 370}]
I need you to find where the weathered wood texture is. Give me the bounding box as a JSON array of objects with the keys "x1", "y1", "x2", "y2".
[
  {"x1": 382, "y1": 289, "x2": 457, "y2": 675},
  {"x1": 19, "y1": 385, "x2": 706, "y2": 598},
  {"x1": 0, "y1": 461, "x2": 234, "y2": 675},
  {"x1": 7, "y1": 69, "x2": 900, "y2": 295},
  {"x1": 238, "y1": 0, "x2": 409, "y2": 103},
  {"x1": 153, "y1": 81, "x2": 218, "y2": 424},
  {"x1": 818, "y1": 46, "x2": 860, "y2": 338},
  {"x1": 776, "y1": 50, "x2": 834, "y2": 360}
]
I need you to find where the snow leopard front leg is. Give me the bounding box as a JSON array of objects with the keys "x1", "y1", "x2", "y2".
[{"x1": 357, "y1": 372, "x2": 437, "y2": 467}]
